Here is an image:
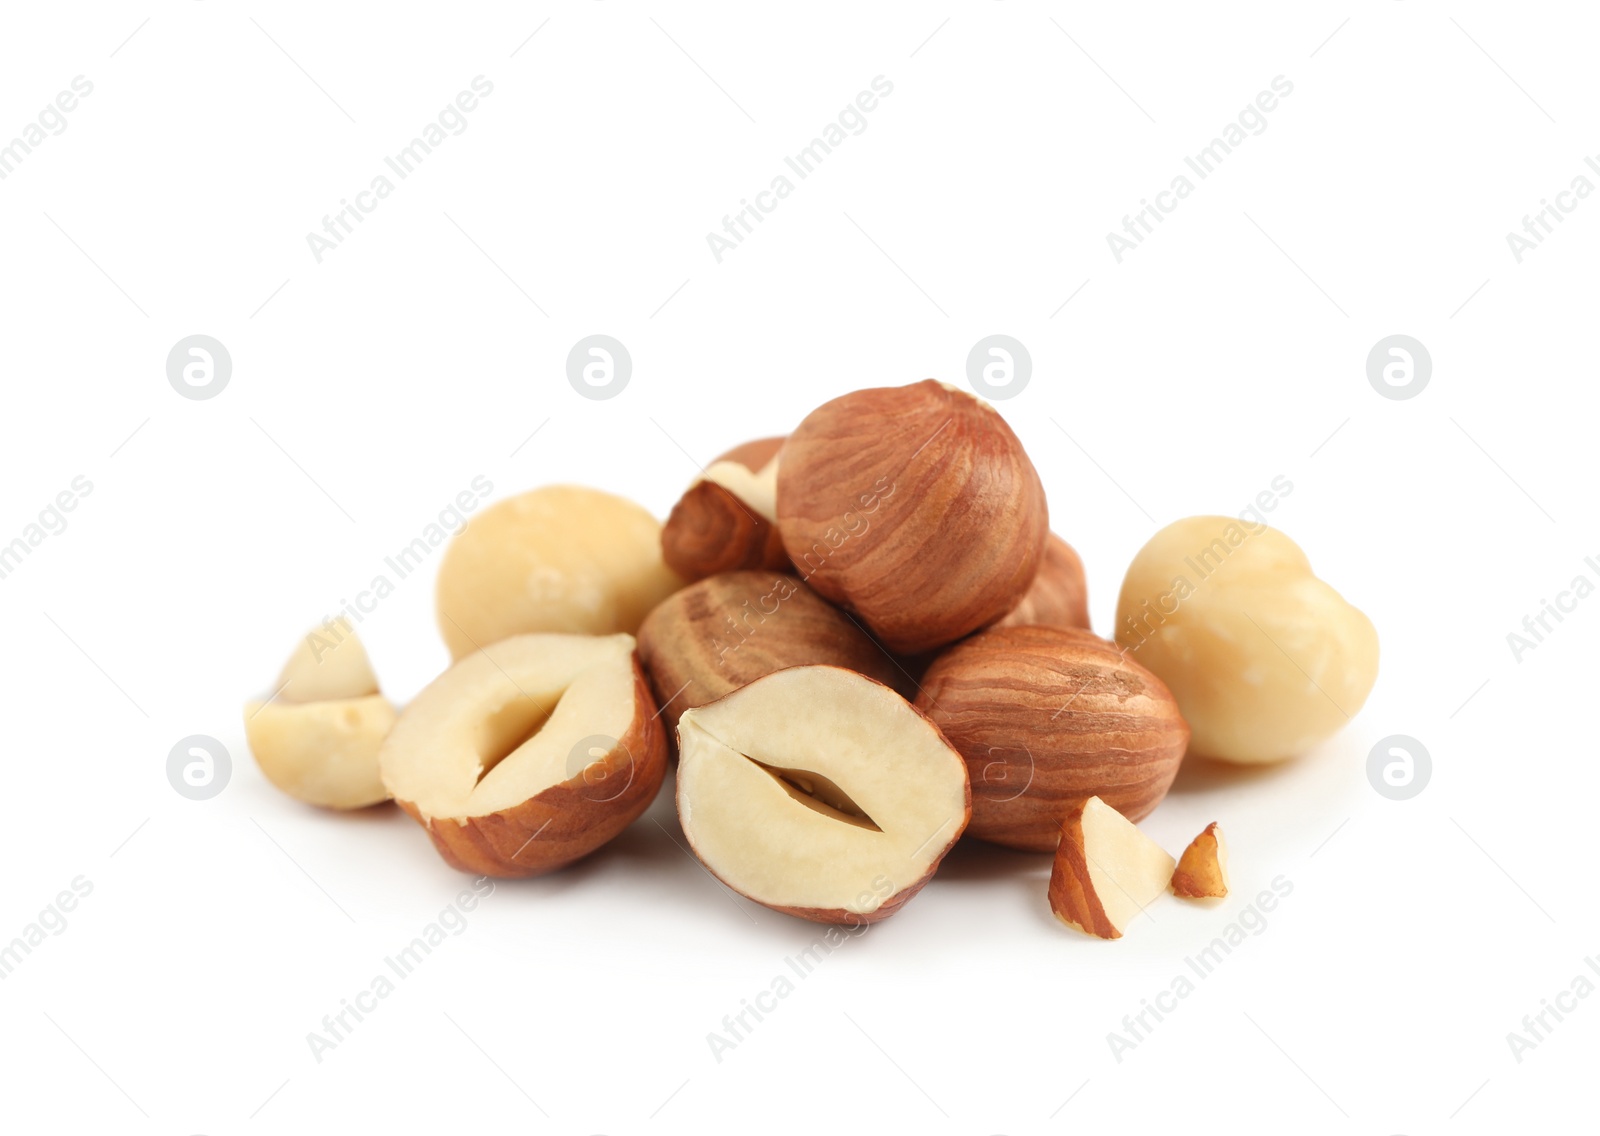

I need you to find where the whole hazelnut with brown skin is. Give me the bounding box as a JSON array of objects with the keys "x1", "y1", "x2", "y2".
[
  {"x1": 661, "y1": 437, "x2": 790, "y2": 581},
  {"x1": 776, "y1": 380, "x2": 1048, "y2": 654},
  {"x1": 995, "y1": 533, "x2": 1090, "y2": 631},
  {"x1": 637, "y1": 570, "x2": 902, "y2": 731},
  {"x1": 914, "y1": 625, "x2": 1188, "y2": 851}
]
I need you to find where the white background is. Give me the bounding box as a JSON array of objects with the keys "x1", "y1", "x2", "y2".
[{"x1": 0, "y1": 2, "x2": 1593, "y2": 1132}]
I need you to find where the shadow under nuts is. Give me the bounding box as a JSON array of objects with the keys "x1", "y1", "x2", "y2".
[{"x1": 915, "y1": 625, "x2": 1189, "y2": 851}]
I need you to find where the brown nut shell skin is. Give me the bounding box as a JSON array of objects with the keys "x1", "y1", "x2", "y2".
[
  {"x1": 915, "y1": 626, "x2": 1188, "y2": 851},
  {"x1": 662, "y1": 437, "x2": 790, "y2": 582},
  {"x1": 776, "y1": 380, "x2": 1048, "y2": 655},
  {"x1": 996, "y1": 533, "x2": 1090, "y2": 631},
  {"x1": 398, "y1": 657, "x2": 667, "y2": 878},
  {"x1": 637, "y1": 571, "x2": 901, "y2": 732}
]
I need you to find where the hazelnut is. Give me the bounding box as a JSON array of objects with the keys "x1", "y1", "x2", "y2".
[
  {"x1": 660, "y1": 436, "x2": 789, "y2": 581},
  {"x1": 435, "y1": 485, "x2": 685, "y2": 660},
  {"x1": 995, "y1": 532, "x2": 1090, "y2": 631},
  {"x1": 915, "y1": 625, "x2": 1189, "y2": 851},
  {"x1": 1114, "y1": 516, "x2": 1378, "y2": 763},
  {"x1": 637, "y1": 570, "x2": 902, "y2": 731},
  {"x1": 776, "y1": 380, "x2": 1048, "y2": 654}
]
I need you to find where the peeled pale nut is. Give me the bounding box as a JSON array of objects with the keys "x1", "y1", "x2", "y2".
[
  {"x1": 1049, "y1": 796, "x2": 1175, "y2": 939},
  {"x1": 915, "y1": 626, "x2": 1189, "y2": 851},
  {"x1": 776, "y1": 380, "x2": 1048, "y2": 654},
  {"x1": 1171, "y1": 822, "x2": 1228, "y2": 898},
  {"x1": 995, "y1": 532, "x2": 1090, "y2": 631},
  {"x1": 636, "y1": 570, "x2": 902, "y2": 731},
  {"x1": 244, "y1": 619, "x2": 394, "y2": 809},
  {"x1": 676, "y1": 665, "x2": 970, "y2": 924},
  {"x1": 1115, "y1": 517, "x2": 1378, "y2": 763},
  {"x1": 435, "y1": 485, "x2": 685, "y2": 660},
  {"x1": 378, "y1": 633, "x2": 667, "y2": 877},
  {"x1": 661, "y1": 437, "x2": 789, "y2": 581}
]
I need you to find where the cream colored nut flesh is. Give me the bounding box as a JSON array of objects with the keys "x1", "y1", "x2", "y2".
[
  {"x1": 1048, "y1": 796, "x2": 1176, "y2": 939},
  {"x1": 435, "y1": 485, "x2": 685, "y2": 660},
  {"x1": 245, "y1": 620, "x2": 394, "y2": 809},
  {"x1": 675, "y1": 665, "x2": 970, "y2": 924},
  {"x1": 1115, "y1": 516, "x2": 1379, "y2": 763},
  {"x1": 274, "y1": 616, "x2": 379, "y2": 702},
  {"x1": 696, "y1": 455, "x2": 779, "y2": 521},
  {"x1": 245, "y1": 695, "x2": 396, "y2": 808},
  {"x1": 379, "y1": 633, "x2": 667, "y2": 877}
]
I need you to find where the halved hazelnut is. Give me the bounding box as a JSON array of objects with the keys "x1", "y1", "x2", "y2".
[
  {"x1": 661, "y1": 437, "x2": 789, "y2": 581},
  {"x1": 1049, "y1": 796, "x2": 1175, "y2": 939},
  {"x1": 244, "y1": 619, "x2": 395, "y2": 809},
  {"x1": 636, "y1": 570, "x2": 902, "y2": 731},
  {"x1": 435, "y1": 485, "x2": 685, "y2": 660},
  {"x1": 378, "y1": 633, "x2": 667, "y2": 877},
  {"x1": 675, "y1": 665, "x2": 969, "y2": 924},
  {"x1": 1171, "y1": 822, "x2": 1229, "y2": 898},
  {"x1": 915, "y1": 625, "x2": 1189, "y2": 850},
  {"x1": 776, "y1": 380, "x2": 1048, "y2": 654}
]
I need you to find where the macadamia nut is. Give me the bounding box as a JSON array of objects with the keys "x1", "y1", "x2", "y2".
[{"x1": 1114, "y1": 517, "x2": 1378, "y2": 763}]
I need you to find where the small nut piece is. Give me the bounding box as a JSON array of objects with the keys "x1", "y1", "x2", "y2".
[
  {"x1": 637, "y1": 571, "x2": 902, "y2": 731},
  {"x1": 435, "y1": 485, "x2": 685, "y2": 660},
  {"x1": 1171, "y1": 822, "x2": 1229, "y2": 898},
  {"x1": 379, "y1": 633, "x2": 667, "y2": 877},
  {"x1": 1049, "y1": 796, "x2": 1176, "y2": 939},
  {"x1": 1115, "y1": 516, "x2": 1379, "y2": 763},
  {"x1": 915, "y1": 626, "x2": 1189, "y2": 850},
  {"x1": 676, "y1": 666, "x2": 970, "y2": 924},
  {"x1": 244, "y1": 619, "x2": 395, "y2": 809},
  {"x1": 776, "y1": 380, "x2": 1048, "y2": 654},
  {"x1": 661, "y1": 437, "x2": 789, "y2": 581},
  {"x1": 995, "y1": 533, "x2": 1090, "y2": 631}
]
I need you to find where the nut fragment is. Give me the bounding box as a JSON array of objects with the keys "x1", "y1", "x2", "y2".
[
  {"x1": 1115, "y1": 516, "x2": 1378, "y2": 763},
  {"x1": 661, "y1": 437, "x2": 789, "y2": 581},
  {"x1": 776, "y1": 380, "x2": 1048, "y2": 654},
  {"x1": 1048, "y1": 796, "x2": 1175, "y2": 939},
  {"x1": 675, "y1": 666, "x2": 969, "y2": 924},
  {"x1": 915, "y1": 626, "x2": 1189, "y2": 850},
  {"x1": 379, "y1": 633, "x2": 667, "y2": 877},
  {"x1": 435, "y1": 485, "x2": 685, "y2": 660},
  {"x1": 1171, "y1": 822, "x2": 1229, "y2": 898},
  {"x1": 244, "y1": 619, "x2": 394, "y2": 809},
  {"x1": 996, "y1": 533, "x2": 1090, "y2": 631},
  {"x1": 637, "y1": 570, "x2": 901, "y2": 731}
]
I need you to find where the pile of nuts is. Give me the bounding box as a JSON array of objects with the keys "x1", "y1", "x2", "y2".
[{"x1": 245, "y1": 380, "x2": 1379, "y2": 938}]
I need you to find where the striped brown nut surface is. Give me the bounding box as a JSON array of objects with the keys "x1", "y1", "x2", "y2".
[
  {"x1": 379, "y1": 633, "x2": 667, "y2": 878},
  {"x1": 661, "y1": 437, "x2": 790, "y2": 581},
  {"x1": 637, "y1": 571, "x2": 902, "y2": 733},
  {"x1": 995, "y1": 533, "x2": 1091, "y2": 632},
  {"x1": 915, "y1": 625, "x2": 1189, "y2": 851},
  {"x1": 775, "y1": 380, "x2": 1048, "y2": 655}
]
